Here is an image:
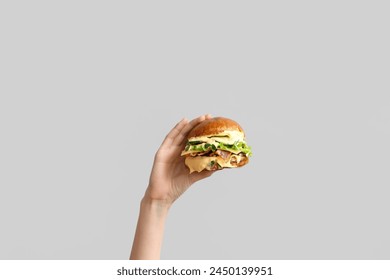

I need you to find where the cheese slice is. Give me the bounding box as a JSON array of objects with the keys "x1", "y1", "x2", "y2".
[
  {"x1": 185, "y1": 156, "x2": 217, "y2": 173},
  {"x1": 185, "y1": 154, "x2": 248, "y2": 173}
]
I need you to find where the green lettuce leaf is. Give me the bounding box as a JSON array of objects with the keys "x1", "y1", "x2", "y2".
[{"x1": 184, "y1": 141, "x2": 252, "y2": 156}]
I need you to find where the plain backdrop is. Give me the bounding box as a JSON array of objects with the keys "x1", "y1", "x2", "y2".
[{"x1": 0, "y1": 1, "x2": 389, "y2": 259}]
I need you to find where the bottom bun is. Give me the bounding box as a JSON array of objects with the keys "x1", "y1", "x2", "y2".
[{"x1": 184, "y1": 154, "x2": 248, "y2": 173}]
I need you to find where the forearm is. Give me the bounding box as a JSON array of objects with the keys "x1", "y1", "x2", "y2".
[{"x1": 130, "y1": 196, "x2": 171, "y2": 260}]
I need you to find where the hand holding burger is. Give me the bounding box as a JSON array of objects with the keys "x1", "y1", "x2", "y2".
[{"x1": 130, "y1": 115, "x2": 252, "y2": 260}]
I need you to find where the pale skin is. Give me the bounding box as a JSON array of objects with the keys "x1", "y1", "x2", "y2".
[{"x1": 130, "y1": 114, "x2": 215, "y2": 260}]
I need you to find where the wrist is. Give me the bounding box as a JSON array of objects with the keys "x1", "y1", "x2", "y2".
[{"x1": 141, "y1": 195, "x2": 172, "y2": 212}]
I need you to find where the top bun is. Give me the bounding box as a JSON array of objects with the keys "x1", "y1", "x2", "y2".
[{"x1": 188, "y1": 117, "x2": 244, "y2": 138}]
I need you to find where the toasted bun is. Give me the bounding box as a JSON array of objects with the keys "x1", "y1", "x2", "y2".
[{"x1": 188, "y1": 117, "x2": 244, "y2": 138}]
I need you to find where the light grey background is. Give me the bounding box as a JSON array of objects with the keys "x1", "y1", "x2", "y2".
[{"x1": 1, "y1": 1, "x2": 389, "y2": 259}]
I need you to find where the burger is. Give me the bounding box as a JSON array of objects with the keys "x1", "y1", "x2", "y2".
[{"x1": 181, "y1": 117, "x2": 252, "y2": 173}]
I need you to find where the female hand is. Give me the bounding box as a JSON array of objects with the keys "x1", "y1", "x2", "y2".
[
  {"x1": 145, "y1": 114, "x2": 214, "y2": 206},
  {"x1": 130, "y1": 114, "x2": 214, "y2": 259}
]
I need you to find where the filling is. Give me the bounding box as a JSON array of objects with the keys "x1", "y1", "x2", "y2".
[
  {"x1": 181, "y1": 133, "x2": 252, "y2": 173},
  {"x1": 181, "y1": 140, "x2": 252, "y2": 157}
]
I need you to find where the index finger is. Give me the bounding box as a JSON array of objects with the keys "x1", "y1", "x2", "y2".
[
  {"x1": 172, "y1": 114, "x2": 212, "y2": 146},
  {"x1": 160, "y1": 118, "x2": 189, "y2": 148}
]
